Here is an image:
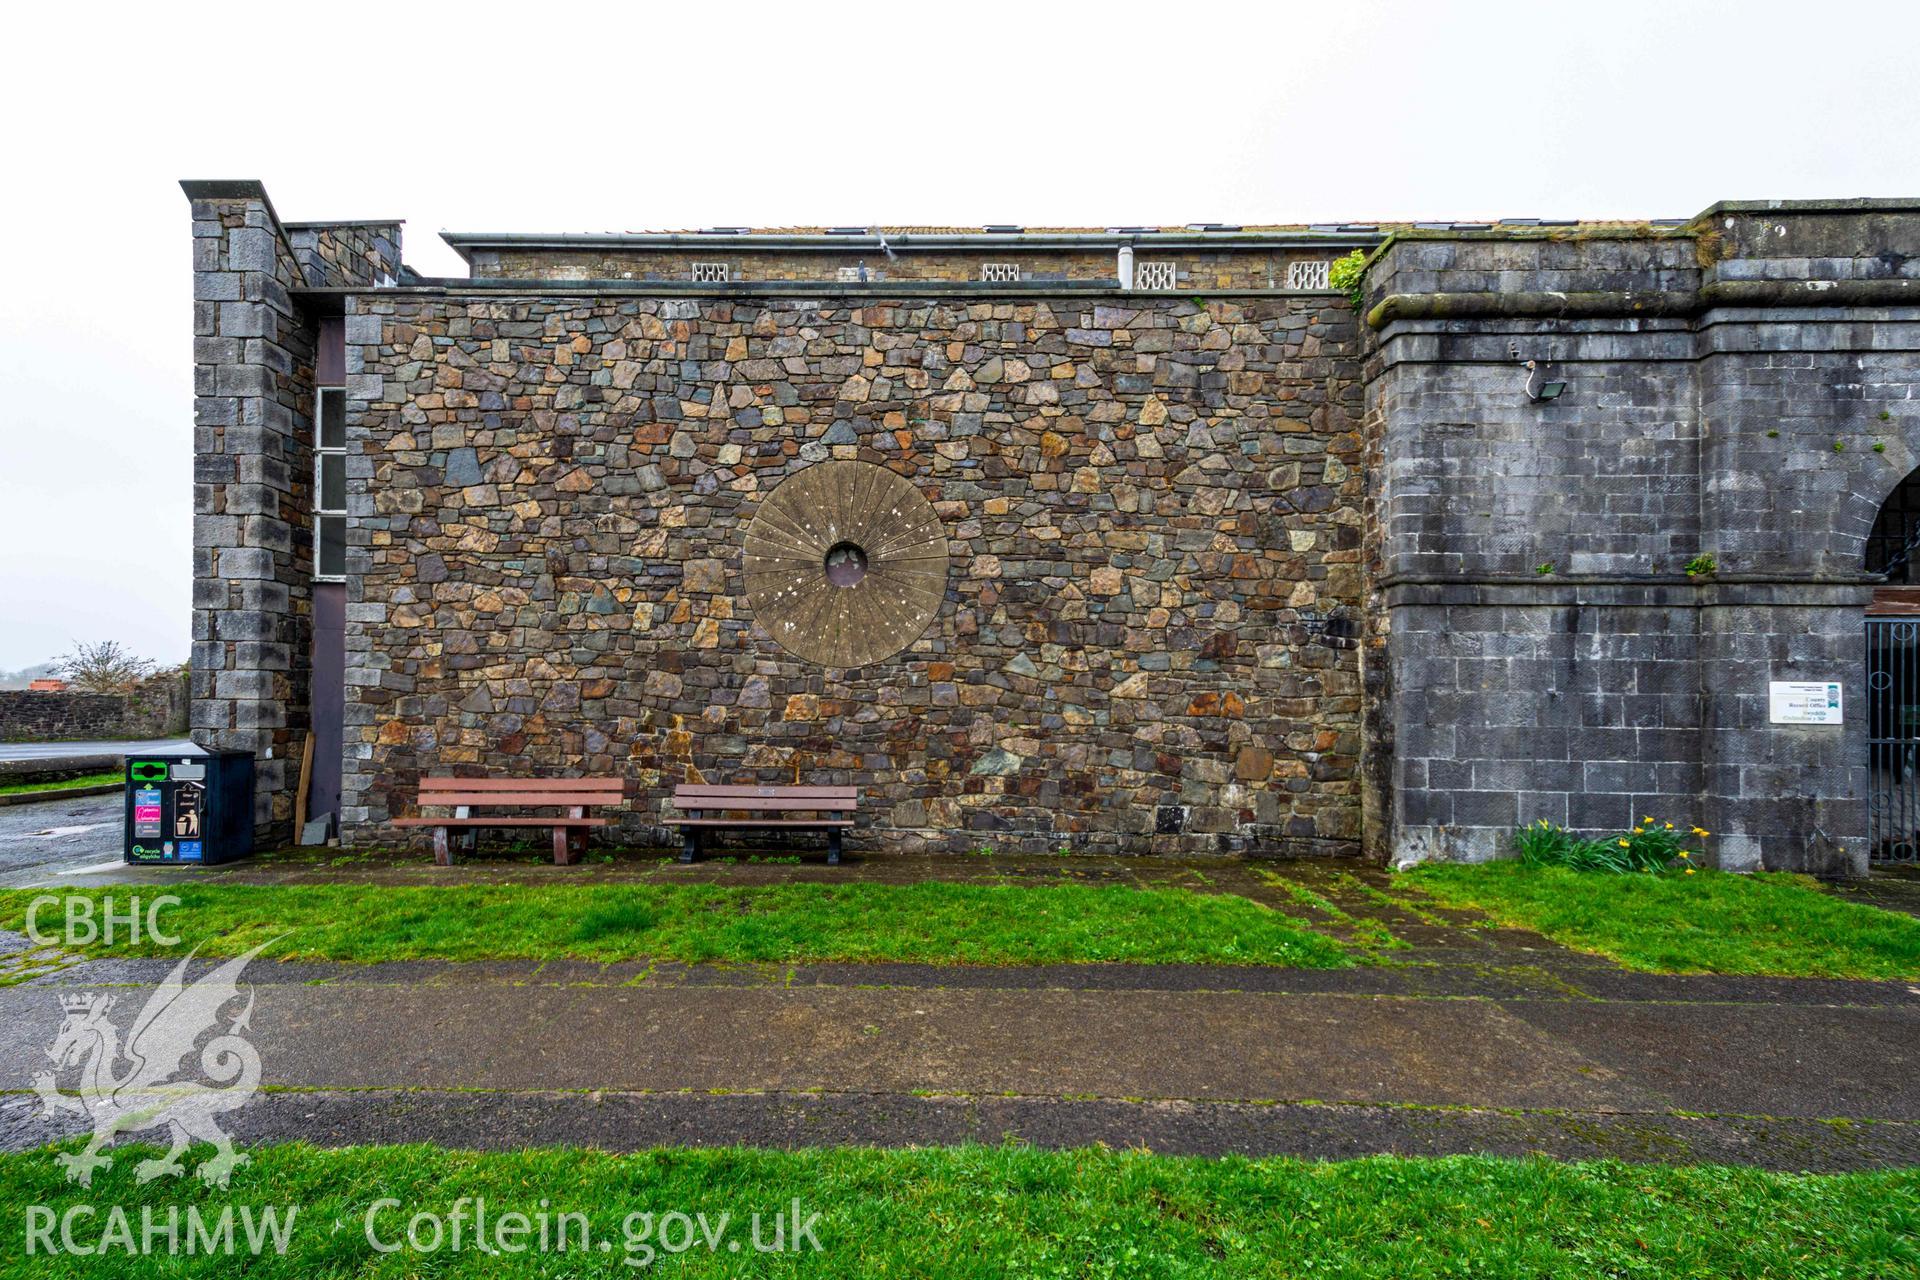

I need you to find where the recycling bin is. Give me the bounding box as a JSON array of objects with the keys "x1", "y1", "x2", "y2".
[{"x1": 125, "y1": 750, "x2": 255, "y2": 865}]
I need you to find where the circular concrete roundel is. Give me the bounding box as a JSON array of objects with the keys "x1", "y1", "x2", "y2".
[{"x1": 743, "y1": 461, "x2": 949, "y2": 668}]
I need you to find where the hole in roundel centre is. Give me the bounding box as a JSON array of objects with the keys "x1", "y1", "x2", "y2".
[{"x1": 824, "y1": 541, "x2": 869, "y2": 588}]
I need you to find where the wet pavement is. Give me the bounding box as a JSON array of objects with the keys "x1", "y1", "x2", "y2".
[
  {"x1": 5, "y1": 1089, "x2": 1908, "y2": 1172},
  {"x1": 0, "y1": 853, "x2": 1915, "y2": 1170},
  {"x1": 0, "y1": 792, "x2": 124, "y2": 883},
  {"x1": 1827, "y1": 862, "x2": 1920, "y2": 918}
]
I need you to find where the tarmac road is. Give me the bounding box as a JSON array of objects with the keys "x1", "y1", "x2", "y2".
[{"x1": 0, "y1": 738, "x2": 196, "y2": 763}]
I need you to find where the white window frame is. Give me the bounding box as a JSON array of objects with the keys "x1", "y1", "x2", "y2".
[
  {"x1": 314, "y1": 386, "x2": 347, "y2": 582},
  {"x1": 1134, "y1": 260, "x2": 1176, "y2": 290},
  {"x1": 1287, "y1": 259, "x2": 1332, "y2": 290},
  {"x1": 980, "y1": 262, "x2": 1021, "y2": 283},
  {"x1": 691, "y1": 261, "x2": 729, "y2": 283}
]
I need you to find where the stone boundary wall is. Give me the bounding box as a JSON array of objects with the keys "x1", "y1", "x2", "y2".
[
  {"x1": 338, "y1": 292, "x2": 1366, "y2": 854},
  {"x1": 0, "y1": 674, "x2": 189, "y2": 743},
  {"x1": 0, "y1": 692, "x2": 131, "y2": 743}
]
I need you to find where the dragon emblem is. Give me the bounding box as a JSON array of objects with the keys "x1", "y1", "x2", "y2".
[{"x1": 33, "y1": 942, "x2": 271, "y2": 1188}]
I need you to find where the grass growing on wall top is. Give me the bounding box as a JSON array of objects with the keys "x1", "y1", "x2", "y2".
[
  {"x1": 1407, "y1": 862, "x2": 1920, "y2": 980},
  {"x1": 0, "y1": 882, "x2": 1352, "y2": 969}
]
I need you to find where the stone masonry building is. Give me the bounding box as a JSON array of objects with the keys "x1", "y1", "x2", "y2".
[{"x1": 185, "y1": 181, "x2": 1920, "y2": 875}]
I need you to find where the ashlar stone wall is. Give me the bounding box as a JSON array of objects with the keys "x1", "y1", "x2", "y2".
[
  {"x1": 184, "y1": 181, "x2": 405, "y2": 841},
  {"x1": 1360, "y1": 202, "x2": 1920, "y2": 874},
  {"x1": 339, "y1": 292, "x2": 1366, "y2": 854},
  {"x1": 185, "y1": 182, "x2": 320, "y2": 836}
]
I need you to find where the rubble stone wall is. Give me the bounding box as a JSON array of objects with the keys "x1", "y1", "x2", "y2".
[
  {"x1": 287, "y1": 221, "x2": 403, "y2": 290},
  {"x1": 0, "y1": 674, "x2": 189, "y2": 743},
  {"x1": 337, "y1": 292, "x2": 1367, "y2": 854}
]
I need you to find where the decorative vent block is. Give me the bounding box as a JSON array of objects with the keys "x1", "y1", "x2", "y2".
[
  {"x1": 1135, "y1": 261, "x2": 1176, "y2": 290},
  {"x1": 1286, "y1": 259, "x2": 1331, "y2": 290},
  {"x1": 691, "y1": 262, "x2": 729, "y2": 283},
  {"x1": 980, "y1": 263, "x2": 1021, "y2": 283}
]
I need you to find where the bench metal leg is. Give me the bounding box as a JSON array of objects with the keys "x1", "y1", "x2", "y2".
[
  {"x1": 432, "y1": 826, "x2": 452, "y2": 867},
  {"x1": 680, "y1": 828, "x2": 700, "y2": 863},
  {"x1": 828, "y1": 829, "x2": 843, "y2": 865}
]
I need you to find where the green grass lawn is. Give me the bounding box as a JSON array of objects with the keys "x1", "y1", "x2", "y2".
[
  {"x1": 0, "y1": 771, "x2": 119, "y2": 797},
  {"x1": 1408, "y1": 863, "x2": 1920, "y2": 979},
  {"x1": 0, "y1": 882, "x2": 1351, "y2": 968},
  {"x1": 1, "y1": 1141, "x2": 1911, "y2": 1278}
]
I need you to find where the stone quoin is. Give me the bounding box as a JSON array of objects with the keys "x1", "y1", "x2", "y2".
[{"x1": 184, "y1": 181, "x2": 1920, "y2": 874}]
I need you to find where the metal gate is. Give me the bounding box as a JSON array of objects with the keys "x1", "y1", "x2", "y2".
[{"x1": 1867, "y1": 617, "x2": 1920, "y2": 863}]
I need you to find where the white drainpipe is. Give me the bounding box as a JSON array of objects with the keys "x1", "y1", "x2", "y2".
[{"x1": 1117, "y1": 244, "x2": 1135, "y2": 291}]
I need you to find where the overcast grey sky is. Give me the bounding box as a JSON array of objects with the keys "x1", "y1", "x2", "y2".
[{"x1": 2, "y1": 0, "x2": 1916, "y2": 671}]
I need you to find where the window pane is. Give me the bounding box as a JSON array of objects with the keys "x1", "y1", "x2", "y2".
[
  {"x1": 318, "y1": 388, "x2": 345, "y2": 449},
  {"x1": 317, "y1": 515, "x2": 345, "y2": 578},
  {"x1": 320, "y1": 454, "x2": 345, "y2": 512}
]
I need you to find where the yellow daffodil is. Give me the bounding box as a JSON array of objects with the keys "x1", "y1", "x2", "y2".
[
  {"x1": 1678, "y1": 851, "x2": 1690, "y2": 859},
  {"x1": 1641, "y1": 817, "x2": 1654, "y2": 825},
  {"x1": 1664, "y1": 823, "x2": 1674, "y2": 830},
  {"x1": 1617, "y1": 839, "x2": 1631, "y2": 848},
  {"x1": 1685, "y1": 868, "x2": 1696, "y2": 875}
]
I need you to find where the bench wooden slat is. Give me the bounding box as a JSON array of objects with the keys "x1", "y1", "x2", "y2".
[
  {"x1": 675, "y1": 802, "x2": 856, "y2": 809},
  {"x1": 416, "y1": 792, "x2": 627, "y2": 807},
  {"x1": 669, "y1": 783, "x2": 858, "y2": 864},
  {"x1": 673, "y1": 785, "x2": 858, "y2": 799},
  {"x1": 394, "y1": 816, "x2": 610, "y2": 828},
  {"x1": 672, "y1": 818, "x2": 856, "y2": 828},
  {"x1": 420, "y1": 777, "x2": 625, "y2": 793},
  {"x1": 409, "y1": 774, "x2": 623, "y2": 867}
]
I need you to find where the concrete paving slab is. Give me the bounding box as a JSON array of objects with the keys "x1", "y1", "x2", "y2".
[
  {"x1": 12, "y1": 944, "x2": 1920, "y2": 1007},
  {"x1": 4, "y1": 1089, "x2": 1915, "y2": 1172},
  {"x1": 0, "y1": 982, "x2": 1726, "y2": 1113},
  {"x1": 1503, "y1": 998, "x2": 1920, "y2": 1121},
  {"x1": 1545, "y1": 967, "x2": 1920, "y2": 1008},
  {"x1": 0, "y1": 982, "x2": 1781, "y2": 1120}
]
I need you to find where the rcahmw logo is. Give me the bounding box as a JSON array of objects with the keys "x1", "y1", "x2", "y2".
[
  {"x1": 34, "y1": 941, "x2": 276, "y2": 1188},
  {"x1": 26, "y1": 1203, "x2": 298, "y2": 1258}
]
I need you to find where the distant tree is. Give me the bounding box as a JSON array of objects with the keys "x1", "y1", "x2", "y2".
[{"x1": 56, "y1": 641, "x2": 158, "y2": 695}]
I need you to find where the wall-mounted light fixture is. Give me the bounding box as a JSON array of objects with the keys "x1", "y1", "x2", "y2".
[{"x1": 1510, "y1": 342, "x2": 1567, "y2": 402}]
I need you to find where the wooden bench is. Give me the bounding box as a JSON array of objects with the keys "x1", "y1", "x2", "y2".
[
  {"x1": 393, "y1": 777, "x2": 626, "y2": 866},
  {"x1": 668, "y1": 784, "x2": 858, "y2": 864}
]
